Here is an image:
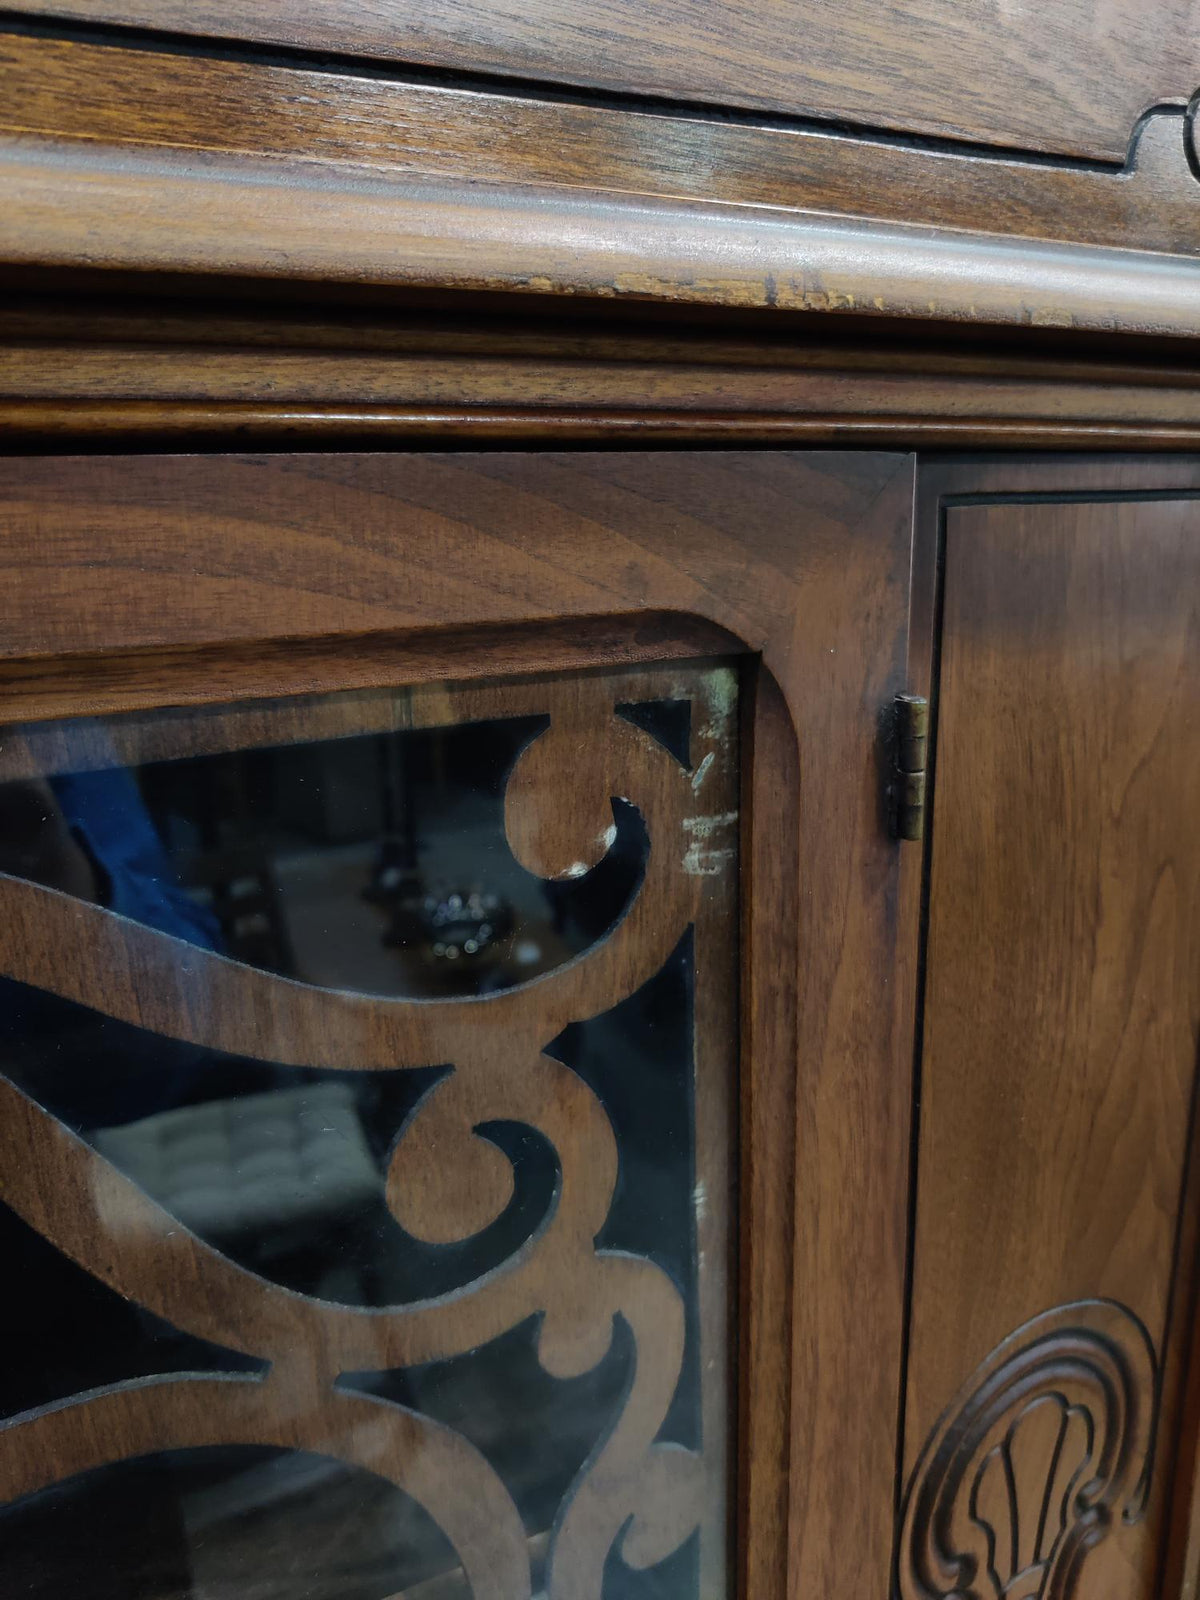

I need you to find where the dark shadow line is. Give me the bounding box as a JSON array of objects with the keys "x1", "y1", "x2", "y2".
[{"x1": 889, "y1": 487, "x2": 948, "y2": 1594}]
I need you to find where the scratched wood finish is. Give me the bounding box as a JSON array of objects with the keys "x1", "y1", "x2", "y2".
[
  {"x1": 4, "y1": 132, "x2": 1200, "y2": 338},
  {"x1": 901, "y1": 488, "x2": 1200, "y2": 1600},
  {"x1": 7, "y1": 0, "x2": 1200, "y2": 163},
  {"x1": 0, "y1": 449, "x2": 920, "y2": 1600}
]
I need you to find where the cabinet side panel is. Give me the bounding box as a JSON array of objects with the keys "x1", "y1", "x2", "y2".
[{"x1": 900, "y1": 497, "x2": 1200, "y2": 1600}]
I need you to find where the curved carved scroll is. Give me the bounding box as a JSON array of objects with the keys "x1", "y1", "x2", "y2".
[
  {"x1": 898, "y1": 1301, "x2": 1157, "y2": 1600},
  {"x1": 1186, "y1": 93, "x2": 1200, "y2": 187},
  {"x1": 0, "y1": 664, "x2": 740, "y2": 1600}
]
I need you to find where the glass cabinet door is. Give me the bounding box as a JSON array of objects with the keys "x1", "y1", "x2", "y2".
[{"x1": 0, "y1": 658, "x2": 739, "y2": 1600}]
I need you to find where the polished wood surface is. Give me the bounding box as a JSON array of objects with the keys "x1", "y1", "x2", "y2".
[
  {"x1": 7, "y1": 0, "x2": 1199, "y2": 163},
  {"x1": 4, "y1": 22, "x2": 1200, "y2": 338},
  {"x1": 0, "y1": 449, "x2": 921, "y2": 1600},
  {"x1": 902, "y1": 483, "x2": 1200, "y2": 1598},
  {"x1": 1, "y1": 14, "x2": 1199, "y2": 343},
  {"x1": 4, "y1": 126, "x2": 1200, "y2": 338},
  {"x1": 7, "y1": 297, "x2": 1200, "y2": 451},
  {"x1": 10, "y1": 296, "x2": 1200, "y2": 453},
  {"x1": 908, "y1": 456, "x2": 1200, "y2": 707},
  {"x1": 4, "y1": 38, "x2": 1200, "y2": 261}
]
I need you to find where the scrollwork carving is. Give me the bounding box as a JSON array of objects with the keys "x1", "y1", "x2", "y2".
[
  {"x1": 897, "y1": 1300, "x2": 1157, "y2": 1600},
  {"x1": 0, "y1": 664, "x2": 739, "y2": 1600}
]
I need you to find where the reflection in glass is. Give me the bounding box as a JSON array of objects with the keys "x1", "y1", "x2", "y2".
[
  {"x1": 0, "y1": 711, "x2": 649, "y2": 996},
  {"x1": 0, "y1": 665, "x2": 738, "y2": 1600}
]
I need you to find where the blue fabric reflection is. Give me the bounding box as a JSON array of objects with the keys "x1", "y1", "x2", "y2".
[{"x1": 51, "y1": 765, "x2": 221, "y2": 951}]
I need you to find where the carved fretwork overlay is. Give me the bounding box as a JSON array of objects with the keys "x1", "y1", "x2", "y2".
[
  {"x1": 0, "y1": 663, "x2": 739, "y2": 1600},
  {"x1": 898, "y1": 1301, "x2": 1157, "y2": 1600}
]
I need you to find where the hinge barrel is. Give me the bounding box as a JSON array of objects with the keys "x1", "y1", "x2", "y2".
[{"x1": 891, "y1": 693, "x2": 928, "y2": 842}]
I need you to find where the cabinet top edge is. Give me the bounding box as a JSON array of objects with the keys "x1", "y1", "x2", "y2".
[{"x1": 4, "y1": 133, "x2": 1200, "y2": 345}]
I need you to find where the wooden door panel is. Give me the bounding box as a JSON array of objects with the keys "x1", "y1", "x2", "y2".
[
  {"x1": 9, "y1": 0, "x2": 1200, "y2": 164},
  {"x1": 900, "y1": 491, "x2": 1200, "y2": 1600},
  {"x1": 0, "y1": 450, "x2": 920, "y2": 1600}
]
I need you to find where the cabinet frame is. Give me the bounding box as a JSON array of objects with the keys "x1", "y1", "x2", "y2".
[{"x1": 0, "y1": 447, "x2": 922, "y2": 1599}]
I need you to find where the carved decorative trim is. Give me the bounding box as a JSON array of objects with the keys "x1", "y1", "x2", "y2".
[
  {"x1": 898, "y1": 1301, "x2": 1157, "y2": 1600},
  {"x1": 0, "y1": 665, "x2": 739, "y2": 1600},
  {"x1": 1186, "y1": 92, "x2": 1200, "y2": 187}
]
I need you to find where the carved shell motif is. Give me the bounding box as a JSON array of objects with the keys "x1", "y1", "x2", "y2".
[{"x1": 897, "y1": 1301, "x2": 1157, "y2": 1600}]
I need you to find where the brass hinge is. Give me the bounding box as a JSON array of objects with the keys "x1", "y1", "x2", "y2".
[{"x1": 889, "y1": 693, "x2": 928, "y2": 842}]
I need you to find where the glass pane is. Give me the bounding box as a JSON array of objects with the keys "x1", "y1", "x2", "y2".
[{"x1": 0, "y1": 660, "x2": 739, "y2": 1600}]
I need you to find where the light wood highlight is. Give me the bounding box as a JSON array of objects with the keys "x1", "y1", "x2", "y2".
[
  {"x1": 3, "y1": 130, "x2": 1200, "y2": 338},
  {"x1": 3, "y1": 39, "x2": 1200, "y2": 260}
]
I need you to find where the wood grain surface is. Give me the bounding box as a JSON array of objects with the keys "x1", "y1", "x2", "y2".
[
  {"x1": 4, "y1": 27, "x2": 1200, "y2": 339},
  {"x1": 903, "y1": 486, "x2": 1200, "y2": 1599},
  {"x1": 6, "y1": 0, "x2": 1199, "y2": 163},
  {"x1": 4, "y1": 130, "x2": 1200, "y2": 338},
  {"x1": 10, "y1": 293, "x2": 1200, "y2": 452},
  {"x1": 0, "y1": 449, "x2": 922, "y2": 1600},
  {"x1": 3, "y1": 38, "x2": 1200, "y2": 261}
]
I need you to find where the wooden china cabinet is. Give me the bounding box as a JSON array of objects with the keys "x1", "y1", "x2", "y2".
[{"x1": 1, "y1": 7, "x2": 1200, "y2": 1600}]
